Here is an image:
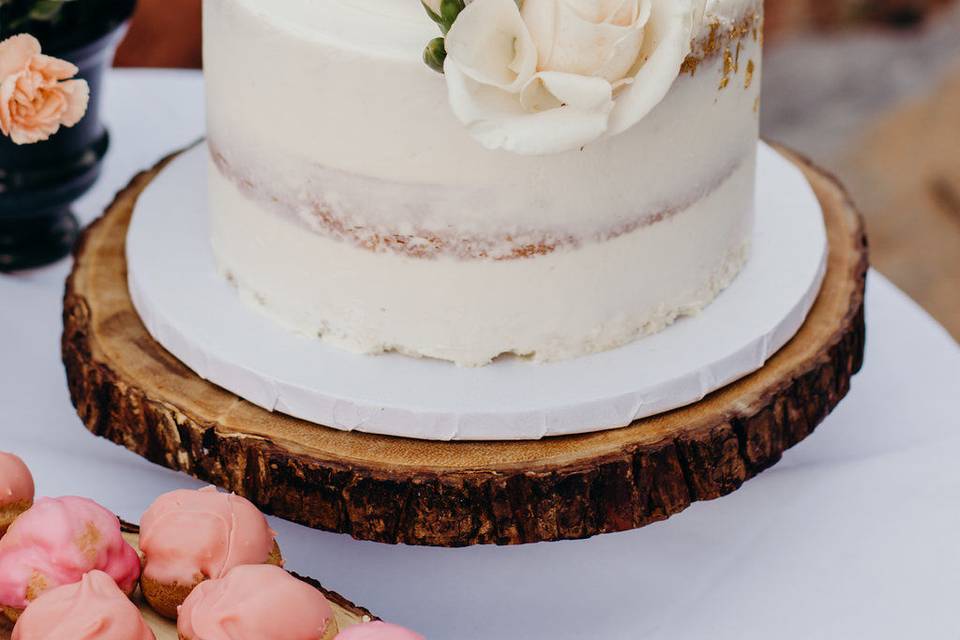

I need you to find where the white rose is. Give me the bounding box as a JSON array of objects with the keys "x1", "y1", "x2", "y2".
[
  {"x1": 442, "y1": 0, "x2": 704, "y2": 155},
  {"x1": 521, "y1": 0, "x2": 651, "y2": 83}
]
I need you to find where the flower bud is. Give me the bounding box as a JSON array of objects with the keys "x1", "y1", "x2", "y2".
[{"x1": 423, "y1": 37, "x2": 447, "y2": 74}]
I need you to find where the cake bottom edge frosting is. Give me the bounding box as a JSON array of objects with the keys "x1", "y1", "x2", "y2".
[{"x1": 219, "y1": 241, "x2": 750, "y2": 367}]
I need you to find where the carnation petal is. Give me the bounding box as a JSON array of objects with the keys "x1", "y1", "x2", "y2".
[
  {"x1": 11, "y1": 120, "x2": 58, "y2": 145},
  {"x1": 60, "y1": 79, "x2": 90, "y2": 127},
  {"x1": 35, "y1": 88, "x2": 67, "y2": 120},
  {"x1": 0, "y1": 77, "x2": 16, "y2": 136},
  {"x1": 31, "y1": 54, "x2": 80, "y2": 82},
  {"x1": 445, "y1": 0, "x2": 536, "y2": 93},
  {"x1": 0, "y1": 34, "x2": 41, "y2": 80}
]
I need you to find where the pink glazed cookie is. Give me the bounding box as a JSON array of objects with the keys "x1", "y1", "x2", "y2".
[
  {"x1": 11, "y1": 570, "x2": 155, "y2": 640},
  {"x1": 177, "y1": 564, "x2": 338, "y2": 640},
  {"x1": 0, "y1": 496, "x2": 140, "y2": 622},
  {"x1": 139, "y1": 487, "x2": 281, "y2": 619},
  {"x1": 0, "y1": 453, "x2": 34, "y2": 537},
  {"x1": 335, "y1": 622, "x2": 425, "y2": 640}
]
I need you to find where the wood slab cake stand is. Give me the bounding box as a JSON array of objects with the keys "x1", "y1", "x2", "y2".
[
  {"x1": 0, "y1": 524, "x2": 375, "y2": 639},
  {"x1": 62, "y1": 146, "x2": 868, "y2": 548}
]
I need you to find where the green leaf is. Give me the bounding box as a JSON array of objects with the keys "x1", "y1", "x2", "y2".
[
  {"x1": 3, "y1": 0, "x2": 70, "y2": 30},
  {"x1": 423, "y1": 36, "x2": 447, "y2": 74},
  {"x1": 421, "y1": 1, "x2": 443, "y2": 26},
  {"x1": 29, "y1": 0, "x2": 68, "y2": 22},
  {"x1": 439, "y1": 0, "x2": 464, "y2": 33}
]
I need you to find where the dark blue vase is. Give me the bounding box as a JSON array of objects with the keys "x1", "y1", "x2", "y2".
[{"x1": 0, "y1": 0, "x2": 136, "y2": 272}]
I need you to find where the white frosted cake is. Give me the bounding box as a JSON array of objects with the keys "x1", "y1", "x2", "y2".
[{"x1": 203, "y1": 0, "x2": 763, "y2": 366}]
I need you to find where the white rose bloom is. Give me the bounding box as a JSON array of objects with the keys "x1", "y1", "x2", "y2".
[
  {"x1": 442, "y1": 0, "x2": 704, "y2": 155},
  {"x1": 521, "y1": 0, "x2": 651, "y2": 83}
]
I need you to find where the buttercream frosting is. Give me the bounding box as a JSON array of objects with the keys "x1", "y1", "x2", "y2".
[
  {"x1": 0, "y1": 452, "x2": 33, "y2": 508},
  {"x1": 210, "y1": 153, "x2": 755, "y2": 365},
  {"x1": 202, "y1": 0, "x2": 762, "y2": 365},
  {"x1": 0, "y1": 496, "x2": 140, "y2": 610},
  {"x1": 335, "y1": 622, "x2": 424, "y2": 640},
  {"x1": 10, "y1": 570, "x2": 154, "y2": 640},
  {"x1": 139, "y1": 486, "x2": 277, "y2": 585},
  {"x1": 177, "y1": 564, "x2": 336, "y2": 640}
]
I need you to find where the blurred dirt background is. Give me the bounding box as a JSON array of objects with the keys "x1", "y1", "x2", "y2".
[
  {"x1": 114, "y1": 0, "x2": 960, "y2": 339},
  {"x1": 763, "y1": 1, "x2": 960, "y2": 339}
]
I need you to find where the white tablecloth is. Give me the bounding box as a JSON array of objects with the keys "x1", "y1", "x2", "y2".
[{"x1": 2, "y1": 69, "x2": 959, "y2": 639}]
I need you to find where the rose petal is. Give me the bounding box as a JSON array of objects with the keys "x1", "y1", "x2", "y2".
[
  {"x1": 445, "y1": 0, "x2": 537, "y2": 93},
  {"x1": 446, "y1": 61, "x2": 613, "y2": 154},
  {"x1": 0, "y1": 34, "x2": 41, "y2": 80},
  {"x1": 471, "y1": 101, "x2": 613, "y2": 155},
  {"x1": 519, "y1": 71, "x2": 613, "y2": 112},
  {"x1": 599, "y1": 21, "x2": 647, "y2": 82},
  {"x1": 519, "y1": 0, "x2": 557, "y2": 67},
  {"x1": 524, "y1": 0, "x2": 647, "y2": 82},
  {"x1": 440, "y1": 0, "x2": 695, "y2": 154},
  {"x1": 564, "y1": 0, "x2": 640, "y2": 25},
  {"x1": 444, "y1": 53, "x2": 526, "y2": 123},
  {"x1": 607, "y1": 0, "x2": 696, "y2": 136},
  {"x1": 608, "y1": 0, "x2": 643, "y2": 25}
]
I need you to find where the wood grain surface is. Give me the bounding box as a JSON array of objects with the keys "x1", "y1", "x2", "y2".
[{"x1": 61, "y1": 146, "x2": 868, "y2": 547}]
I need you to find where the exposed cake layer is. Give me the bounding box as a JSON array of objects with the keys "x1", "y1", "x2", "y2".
[
  {"x1": 210, "y1": 155, "x2": 755, "y2": 366},
  {"x1": 211, "y1": 141, "x2": 747, "y2": 261}
]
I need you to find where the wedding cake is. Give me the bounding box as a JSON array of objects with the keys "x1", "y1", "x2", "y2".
[{"x1": 203, "y1": 0, "x2": 763, "y2": 366}]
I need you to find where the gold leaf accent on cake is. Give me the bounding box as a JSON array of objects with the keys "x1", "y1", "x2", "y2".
[
  {"x1": 682, "y1": 7, "x2": 764, "y2": 79},
  {"x1": 745, "y1": 59, "x2": 756, "y2": 89},
  {"x1": 719, "y1": 49, "x2": 734, "y2": 89},
  {"x1": 680, "y1": 56, "x2": 700, "y2": 76},
  {"x1": 705, "y1": 22, "x2": 721, "y2": 58}
]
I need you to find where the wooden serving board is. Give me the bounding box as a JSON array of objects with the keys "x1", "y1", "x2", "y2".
[
  {"x1": 62, "y1": 146, "x2": 868, "y2": 548},
  {"x1": 0, "y1": 523, "x2": 374, "y2": 639}
]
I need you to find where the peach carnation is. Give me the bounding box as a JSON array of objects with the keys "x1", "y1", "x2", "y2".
[{"x1": 0, "y1": 33, "x2": 89, "y2": 145}]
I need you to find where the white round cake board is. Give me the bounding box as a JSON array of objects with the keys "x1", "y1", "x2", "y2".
[{"x1": 126, "y1": 142, "x2": 827, "y2": 441}]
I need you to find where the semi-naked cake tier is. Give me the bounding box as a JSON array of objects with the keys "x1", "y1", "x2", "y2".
[{"x1": 204, "y1": 0, "x2": 763, "y2": 366}]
